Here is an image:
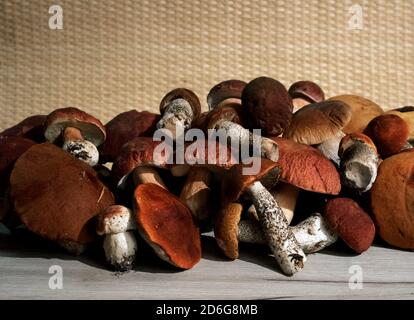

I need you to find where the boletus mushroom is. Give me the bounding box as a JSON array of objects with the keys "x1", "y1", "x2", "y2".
[
  {"x1": 207, "y1": 79, "x2": 246, "y2": 110},
  {"x1": 385, "y1": 106, "x2": 414, "y2": 144},
  {"x1": 10, "y1": 142, "x2": 114, "y2": 254},
  {"x1": 288, "y1": 80, "x2": 325, "y2": 113},
  {"x1": 0, "y1": 115, "x2": 46, "y2": 142},
  {"x1": 44, "y1": 107, "x2": 106, "y2": 166}
]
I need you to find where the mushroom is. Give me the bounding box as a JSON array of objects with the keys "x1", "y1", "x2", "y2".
[
  {"x1": 0, "y1": 115, "x2": 46, "y2": 142},
  {"x1": 338, "y1": 133, "x2": 380, "y2": 193},
  {"x1": 242, "y1": 77, "x2": 293, "y2": 136},
  {"x1": 111, "y1": 137, "x2": 172, "y2": 189},
  {"x1": 98, "y1": 110, "x2": 160, "y2": 163},
  {"x1": 221, "y1": 158, "x2": 306, "y2": 276},
  {"x1": 371, "y1": 149, "x2": 414, "y2": 249},
  {"x1": 385, "y1": 106, "x2": 414, "y2": 144},
  {"x1": 324, "y1": 198, "x2": 376, "y2": 254},
  {"x1": 10, "y1": 142, "x2": 115, "y2": 254},
  {"x1": 207, "y1": 79, "x2": 246, "y2": 110},
  {"x1": 156, "y1": 88, "x2": 201, "y2": 139},
  {"x1": 204, "y1": 104, "x2": 247, "y2": 131},
  {"x1": 363, "y1": 114, "x2": 410, "y2": 158},
  {"x1": 133, "y1": 183, "x2": 201, "y2": 269},
  {"x1": 215, "y1": 203, "x2": 337, "y2": 260},
  {"x1": 247, "y1": 137, "x2": 341, "y2": 223},
  {"x1": 44, "y1": 107, "x2": 106, "y2": 166},
  {"x1": 96, "y1": 205, "x2": 137, "y2": 271},
  {"x1": 284, "y1": 100, "x2": 352, "y2": 165},
  {"x1": 288, "y1": 80, "x2": 325, "y2": 113},
  {"x1": 328, "y1": 94, "x2": 383, "y2": 133}
]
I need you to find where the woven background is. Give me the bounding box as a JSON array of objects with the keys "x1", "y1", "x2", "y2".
[{"x1": 1, "y1": 0, "x2": 413, "y2": 130}]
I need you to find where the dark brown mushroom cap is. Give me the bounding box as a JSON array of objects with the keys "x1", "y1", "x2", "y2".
[
  {"x1": 111, "y1": 137, "x2": 172, "y2": 186},
  {"x1": 0, "y1": 137, "x2": 36, "y2": 178},
  {"x1": 242, "y1": 77, "x2": 293, "y2": 136},
  {"x1": 338, "y1": 132, "x2": 378, "y2": 156},
  {"x1": 288, "y1": 80, "x2": 325, "y2": 103},
  {"x1": 134, "y1": 183, "x2": 201, "y2": 269},
  {"x1": 0, "y1": 115, "x2": 46, "y2": 143},
  {"x1": 204, "y1": 104, "x2": 247, "y2": 130},
  {"x1": 214, "y1": 203, "x2": 243, "y2": 260},
  {"x1": 284, "y1": 100, "x2": 352, "y2": 145},
  {"x1": 270, "y1": 137, "x2": 341, "y2": 194},
  {"x1": 98, "y1": 110, "x2": 160, "y2": 163},
  {"x1": 221, "y1": 158, "x2": 281, "y2": 205},
  {"x1": 207, "y1": 80, "x2": 246, "y2": 110},
  {"x1": 371, "y1": 150, "x2": 414, "y2": 249},
  {"x1": 159, "y1": 88, "x2": 201, "y2": 118},
  {"x1": 44, "y1": 107, "x2": 106, "y2": 146},
  {"x1": 324, "y1": 198, "x2": 375, "y2": 253},
  {"x1": 191, "y1": 111, "x2": 209, "y2": 131},
  {"x1": 363, "y1": 114, "x2": 409, "y2": 158},
  {"x1": 10, "y1": 142, "x2": 115, "y2": 244}
]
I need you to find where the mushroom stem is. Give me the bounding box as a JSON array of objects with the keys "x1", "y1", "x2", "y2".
[
  {"x1": 180, "y1": 167, "x2": 213, "y2": 221},
  {"x1": 246, "y1": 181, "x2": 306, "y2": 276},
  {"x1": 132, "y1": 166, "x2": 167, "y2": 189},
  {"x1": 214, "y1": 120, "x2": 279, "y2": 162},
  {"x1": 317, "y1": 131, "x2": 345, "y2": 166},
  {"x1": 156, "y1": 98, "x2": 194, "y2": 138},
  {"x1": 62, "y1": 127, "x2": 99, "y2": 166},
  {"x1": 103, "y1": 231, "x2": 137, "y2": 271}
]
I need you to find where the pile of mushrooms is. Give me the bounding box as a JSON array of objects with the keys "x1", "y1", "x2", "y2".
[{"x1": 0, "y1": 77, "x2": 413, "y2": 277}]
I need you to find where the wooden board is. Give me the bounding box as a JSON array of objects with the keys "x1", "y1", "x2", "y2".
[{"x1": 0, "y1": 232, "x2": 413, "y2": 300}]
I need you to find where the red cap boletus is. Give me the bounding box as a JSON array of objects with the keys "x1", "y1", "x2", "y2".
[
  {"x1": 370, "y1": 150, "x2": 414, "y2": 249},
  {"x1": 0, "y1": 115, "x2": 46, "y2": 142},
  {"x1": 207, "y1": 79, "x2": 246, "y2": 110},
  {"x1": 363, "y1": 114, "x2": 410, "y2": 158},
  {"x1": 133, "y1": 183, "x2": 201, "y2": 269},
  {"x1": 288, "y1": 80, "x2": 325, "y2": 112},
  {"x1": 242, "y1": 77, "x2": 293, "y2": 136},
  {"x1": 324, "y1": 198, "x2": 375, "y2": 254},
  {"x1": 98, "y1": 110, "x2": 160, "y2": 163},
  {"x1": 10, "y1": 142, "x2": 114, "y2": 250},
  {"x1": 44, "y1": 107, "x2": 106, "y2": 166},
  {"x1": 204, "y1": 104, "x2": 247, "y2": 131},
  {"x1": 385, "y1": 106, "x2": 414, "y2": 142}
]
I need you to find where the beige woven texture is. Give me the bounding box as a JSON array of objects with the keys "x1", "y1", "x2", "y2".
[{"x1": 1, "y1": 0, "x2": 413, "y2": 130}]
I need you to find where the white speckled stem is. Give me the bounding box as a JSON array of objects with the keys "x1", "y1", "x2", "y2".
[
  {"x1": 63, "y1": 127, "x2": 99, "y2": 166},
  {"x1": 238, "y1": 213, "x2": 337, "y2": 254},
  {"x1": 215, "y1": 120, "x2": 279, "y2": 162},
  {"x1": 317, "y1": 131, "x2": 345, "y2": 166},
  {"x1": 340, "y1": 141, "x2": 379, "y2": 193},
  {"x1": 103, "y1": 231, "x2": 137, "y2": 271},
  {"x1": 157, "y1": 98, "x2": 194, "y2": 136},
  {"x1": 247, "y1": 181, "x2": 306, "y2": 276}
]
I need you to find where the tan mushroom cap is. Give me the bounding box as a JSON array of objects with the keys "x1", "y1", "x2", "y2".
[
  {"x1": 214, "y1": 203, "x2": 243, "y2": 260},
  {"x1": 134, "y1": 183, "x2": 201, "y2": 269},
  {"x1": 45, "y1": 107, "x2": 106, "y2": 146},
  {"x1": 111, "y1": 137, "x2": 172, "y2": 186},
  {"x1": 10, "y1": 142, "x2": 115, "y2": 244},
  {"x1": 221, "y1": 158, "x2": 281, "y2": 206},
  {"x1": 371, "y1": 150, "x2": 414, "y2": 249},
  {"x1": 328, "y1": 95, "x2": 383, "y2": 133},
  {"x1": 284, "y1": 100, "x2": 352, "y2": 145},
  {"x1": 0, "y1": 115, "x2": 46, "y2": 143},
  {"x1": 385, "y1": 106, "x2": 414, "y2": 141},
  {"x1": 159, "y1": 88, "x2": 201, "y2": 118},
  {"x1": 270, "y1": 137, "x2": 341, "y2": 194},
  {"x1": 207, "y1": 79, "x2": 246, "y2": 110}
]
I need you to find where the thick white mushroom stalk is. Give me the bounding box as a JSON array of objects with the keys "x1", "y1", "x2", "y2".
[
  {"x1": 63, "y1": 139, "x2": 99, "y2": 166},
  {"x1": 156, "y1": 98, "x2": 194, "y2": 138}
]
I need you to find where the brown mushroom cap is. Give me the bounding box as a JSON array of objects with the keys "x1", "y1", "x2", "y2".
[
  {"x1": 134, "y1": 183, "x2": 201, "y2": 269},
  {"x1": 98, "y1": 110, "x2": 160, "y2": 163},
  {"x1": 111, "y1": 137, "x2": 172, "y2": 186},
  {"x1": 159, "y1": 88, "x2": 201, "y2": 118},
  {"x1": 270, "y1": 137, "x2": 341, "y2": 194},
  {"x1": 328, "y1": 95, "x2": 383, "y2": 133},
  {"x1": 371, "y1": 150, "x2": 414, "y2": 249},
  {"x1": 214, "y1": 203, "x2": 243, "y2": 259},
  {"x1": 221, "y1": 158, "x2": 281, "y2": 206},
  {"x1": 191, "y1": 111, "x2": 209, "y2": 131},
  {"x1": 204, "y1": 104, "x2": 247, "y2": 130},
  {"x1": 339, "y1": 132, "x2": 378, "y2": 155},
  {"x1": 10, "y1": 142, "x2": 114, "y2": 244},
  {"x1": 0, "y1": 115, "x2": 46, "y2": 143},
  {"x1": 385, "y1": 107, "x2": 414, "y2": 141},
  {"x1": 44, "y1": 107, "x2": 106, "y2": 146},
  {"x1": 288, "y1": 80, "x2": 325, "y2": 104},
  {"x1": 324, "y1": 198, "x2": 375, "y2": 253},
  {"x1": 207, "y1": 80, "x2": 246, "y2": 110},
  {"x1": 363, "y1": 114, "x2": 409, "y2": 158},
  {"x1": 0, "y1": 137, "x2": 36, "y2": 178},
  {"x1": 284, "y1": 100, "x2": 352, "y2": 145},
  {"x1": 242, "y1": 77, "x2": 293, "y2": 136}
]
